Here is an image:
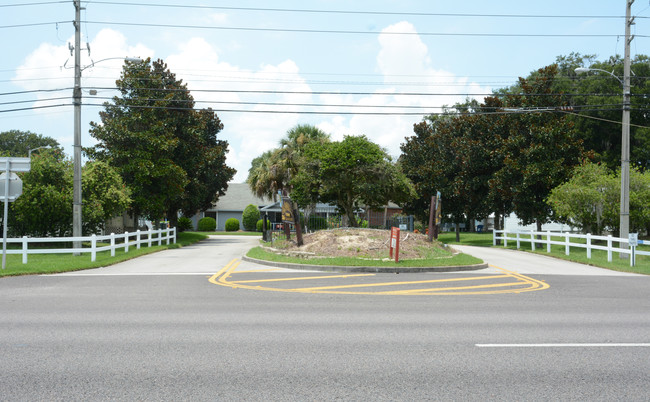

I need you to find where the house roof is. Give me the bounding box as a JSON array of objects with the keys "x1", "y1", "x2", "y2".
[{"x1": 210, "y1": 183, "x2": 272, "y2": 211}]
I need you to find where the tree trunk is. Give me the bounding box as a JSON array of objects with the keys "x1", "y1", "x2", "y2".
[{"x1": 455, "y1": 221, "x2": 460, "y2": 242}]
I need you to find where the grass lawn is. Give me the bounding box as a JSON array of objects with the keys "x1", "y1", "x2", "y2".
[
  {"x1": 0, "y1": 232, "x2": 207, "y2": 277},
  {"x1": 439, "y1": 231, "x2": 649, "y2": 275}
]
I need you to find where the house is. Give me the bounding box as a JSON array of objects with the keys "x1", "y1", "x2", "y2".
[{"x1": 195, "y1": 183, "x2": 406, "y2": 231}]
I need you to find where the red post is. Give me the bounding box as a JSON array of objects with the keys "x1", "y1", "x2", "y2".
[{"x1": 389, "y1": 227, "x2": 400, "y2": 262}]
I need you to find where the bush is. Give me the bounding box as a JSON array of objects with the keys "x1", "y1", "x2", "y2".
[
  {"x1": 256, "y1": 218, "x2": 270, "y2": 232},
  {"x1": 197, "y1": 216, "x2": 216, "y2": 231},
  {"x1": 242, "y1": 204, "x2": 260, "y2": 231},
  {"x1": 177, "y1": 216, "x2": 194, "y2": 232},
  {"x1": 225, "y1": 218, "x2": 240, "y2": 232},
  {"x1": 307, "y1": 215, "x2": 327, "y2": 231}
]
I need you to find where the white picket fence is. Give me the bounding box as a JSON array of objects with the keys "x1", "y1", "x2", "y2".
[
  {"x1": 493, "y1": 229, "x2": 649, "y2": 267},
  {"x1": 3, "y1": 227, "x2": 176, "y2": 264}
]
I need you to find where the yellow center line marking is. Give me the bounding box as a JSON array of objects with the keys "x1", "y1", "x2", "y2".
[
  {"x1": 232, "y1": 273, "x2": 375, "y2": 284},
  {"x1": 209, "y1": 260, "x2": 550, "y2": 295},
  {"x1": 234, "y1": 268, "x2": 284, "y2": 274},
  {"x1": 290, "y1": 274, "x2": 511, "y2": 291}
]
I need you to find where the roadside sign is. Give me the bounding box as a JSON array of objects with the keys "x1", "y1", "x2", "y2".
[
  {"x1": 2, "y1": 157, "x2": 31, "y2": 269},
  {"x1": 0, "y1": 172, "x2": 23, "y2": 202},
  {"x1": 0, "y1": 157, "x2": 30, "y2": 172},
  {"x1": 281, "y1": 198, "x2": 294, "y2": 223},
  {"x1": 629, "y1": 233, "x2": 638, "y2": 247}
]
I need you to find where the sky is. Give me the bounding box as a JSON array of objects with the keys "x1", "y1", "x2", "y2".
[{"x1": 1, "y1": 1, "x2": 648, "y2": 182}]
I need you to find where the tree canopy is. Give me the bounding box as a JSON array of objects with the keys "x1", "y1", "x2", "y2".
[
  {"x1": 292, "y1": 135, "x2": 415, "y2": 227},
  {"x1": 87, "y1": 58, "x2": 235, "y2": 223},
  {"x1": 0, "y1": 130, "x2": 61, "y2": 157}
]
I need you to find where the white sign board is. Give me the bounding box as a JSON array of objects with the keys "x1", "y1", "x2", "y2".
[
  {"x1": 0, "y1": 157, "x2": 31, "y2": 172},
  {"x1": 628, "y1": 233, "x2": 639, "y2": 247},
  {"x1": 0, "y1": 172, "x2": 23, "y2": 202}
]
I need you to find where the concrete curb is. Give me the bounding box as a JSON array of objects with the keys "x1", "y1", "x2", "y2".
[{"x1": 241, "y1": 255, "x2": 488, "y2": 273}]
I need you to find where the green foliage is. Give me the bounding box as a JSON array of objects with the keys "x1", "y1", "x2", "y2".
[
  {"x1": 197, "y1": 217, "x2": 216, "y2": 231},
  {"x1": 247, "y1": 124, "x2": 330, "y2": 200},
  {"x1": 0, "y1": 130, "x2": 61, "y2": 157},
  {"x1": 9, "y1": 150, "x2": 72, "y2": 236},
  {"x1": 9, "y1": 151, "x2": 130, "y2": 236},
  {"x1": 548, "y1": 163, "x2": 650, "y2": 234},
  {"x1": 177, "y1": 216, "x2": 194, "y2": 232},
  {"x1": 292, "y1": 135, "x2": 415, "y2": 227},
  {"x1": 256, "y1": 217, "x2": 271, "y2": 232},
  {"x1": 88, "y1": 58, "x2": 235, "y2": 223},
  {"x1": 242, "y1": 204, "x2": 260, "y2": 231},
  {"x1": 400, "y1": 65, "x2": 587, "y2": 236},
  {"x1": 82, "y1": 160, "x2": 132, "y2": 234},
  {"x1": 225, "y1": 218, "x2": 240, "y2": 232},
  {"x1": 307, "y1": 215, "x2": 327, "y2": 231}
]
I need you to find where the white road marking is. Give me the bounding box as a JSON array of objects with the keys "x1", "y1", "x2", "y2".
[{"x1": 476, "y1": 343, "x2": 650, "y2": 348}]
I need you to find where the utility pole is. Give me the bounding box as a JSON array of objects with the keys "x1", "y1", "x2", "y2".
[
  {"x1": 620, "y1": 0, "x2": 634, "y2": 257},
  {"x1": 73, "y1": 0, "x2": 82, "y2": 253}
]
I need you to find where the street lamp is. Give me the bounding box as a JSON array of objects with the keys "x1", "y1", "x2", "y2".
[
  {"x1": 28, "y1": 146, "x2": 52, "y2": 158},
  {"x1": 575, "y1": 65, "x2": 631, "y2": 255}
]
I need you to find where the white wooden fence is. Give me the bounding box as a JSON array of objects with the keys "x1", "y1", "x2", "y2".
[
  {"x1": 493, "y1": 229, "x2": 649, "y2": 267},
  {"x1": 2, "y1": 227, "x2": 176, "y2": 264}
]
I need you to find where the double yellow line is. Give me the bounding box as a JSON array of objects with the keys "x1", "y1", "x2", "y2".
[{"x1": 209, "y1": 259, "x2": 549, "y2": 295}]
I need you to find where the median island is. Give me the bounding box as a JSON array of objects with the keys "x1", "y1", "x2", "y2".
[{"x1": 245, "y1": 228, "x2": 487, "y2": 273}]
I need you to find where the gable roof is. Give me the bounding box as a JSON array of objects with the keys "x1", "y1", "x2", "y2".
[{"x1": 211, "y1": 183, "x2": 273, "y2": 212}]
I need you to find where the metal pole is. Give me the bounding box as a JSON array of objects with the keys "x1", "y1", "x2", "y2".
[
  {"x1": 620, "y1": 0, "x2": 633, "y2": 257},
  {"x1": 73, "y1": 0, "x2": 83, "y2": 253}
]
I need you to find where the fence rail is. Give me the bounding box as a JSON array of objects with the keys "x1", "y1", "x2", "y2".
[
  {"x1": 2, "y1": 228, "x2": 176, "y2": 264},
  {"x1": 493, "y1": 229, "x2": 648, "y2": 267}
]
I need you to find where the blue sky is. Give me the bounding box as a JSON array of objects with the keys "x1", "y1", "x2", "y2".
[{"x1": 1, "y1": 1, "x2": 648, "y2": 182}]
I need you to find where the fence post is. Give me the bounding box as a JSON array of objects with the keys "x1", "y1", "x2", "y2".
[
  {"x1": 516, "y1": 232, "x2": 520, "y2": 249},
  {"x1": 565, "y1": 233, "x2": 570, "y2": 256},
  {"x1": 124, "y1": 231, "x2": 129, "y2": 253},
  {"x1": 158, "y1": 229, "x2": 162, "y2": 246},
  {"x1": 166, "y1": 228, "x2": 170, "y2": 245},
  {"x1": 546, "y1": 231, "x2": 551, "y2": 253},
  {"x1": 110, "y1": 233, "x2": 116, "y2": 257},
  {"x1": 148, "y1": 230, "x2": 152, "y2": 247},
  {"x1": 136, "y1": 230, "x2": 141, "y2": 249},
  {"x1": 493, "y1": 230, "x2": 497, "y2": 246},
  {"x1": 607, "y1": 235, "x2": 612, "y2": 262},
  {"x1": 504, "y1": 230, "x2": 508, "y2": 247},
  {"x1": 91, "y1": 234, "x2": 96, "y2": 262},
  {"x1": 530, "y1": 231, "x2": 535, "y2": 251},
  {"x1": 586, "y1": 233, "x2": 591, "y2": 259},
  {"x1": 172, "y1": 227, "x2": 176, "y2": 244},
  {"x1": 22, "y1": 236, "x2": 28, "y2": 264}
]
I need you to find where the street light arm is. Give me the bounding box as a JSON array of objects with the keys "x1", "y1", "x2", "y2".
[
  {"x1": 81, "y1": 56, "x2": 143, "y2": 72},
  {"x1": 575, "y1": 67, "x2": 623, "y2": 85}
]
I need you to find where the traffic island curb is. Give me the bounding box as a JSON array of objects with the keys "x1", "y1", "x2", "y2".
[{"x1": 241, "y1": 255, "x2": 488, "y2": 273}]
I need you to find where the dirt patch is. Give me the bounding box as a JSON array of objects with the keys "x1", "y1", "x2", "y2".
[{"x1": 269, "y1": 228, "x2": 451, "y2": 260}]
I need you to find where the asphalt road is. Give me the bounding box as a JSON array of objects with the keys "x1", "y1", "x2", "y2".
[{"x1": 1, "y1": 236, "x2": 649, "y2": 401}]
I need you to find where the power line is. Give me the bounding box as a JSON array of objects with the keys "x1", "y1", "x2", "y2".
[
  {"x1": 83, "y1": 20, "x2": 641, "y2": 38},
  {"x1": 81, "y1": 1, "x2": 639, "y2": 19}
]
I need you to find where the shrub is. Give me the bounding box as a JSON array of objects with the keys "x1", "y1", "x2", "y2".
[
  {"x1": 256, "y1": 218, "x2": 270, "y2": 232},
  {"x1": 197, "y1": 216, "x2": 216, "y2": 231},
  {"x1": 307, "y1": 215, "x2": 327, "y2": 231},
  {"x1": 225, "y1": 218, "x2": 240, "y2": 232},
  {"x1": 242, "y1": 204, "x2": 260, "y2": 231},
  {"x1": 177, "y1": 216, "x2": 193, "y2": 232}
]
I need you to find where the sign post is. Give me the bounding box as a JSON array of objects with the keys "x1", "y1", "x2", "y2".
[
  {"x1": 281, "y1": 195, "x2": 303, "y2": 246},
  {"x1": 1, "y1": 157, "x2": 31, "y2": 269},
  {"x1": 389, "y1": 226, "x2": 400, "y2": 262}
]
